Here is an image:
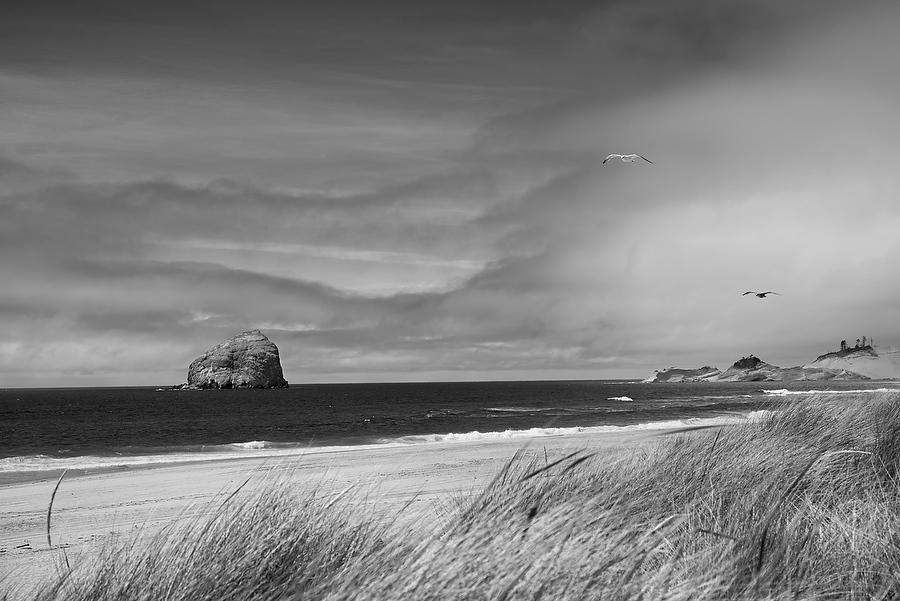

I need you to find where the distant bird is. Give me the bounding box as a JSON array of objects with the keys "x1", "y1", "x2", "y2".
[
  {"x1": 743, "y1": 291, "x2": 781, "y2": 298},
  {"x1": 603, "y1": 153, "x2": 653, "y2": 164}
]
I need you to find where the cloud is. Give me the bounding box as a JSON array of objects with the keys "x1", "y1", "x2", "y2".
[
  {"x1": 0, "y1": 153, "x2": 74, "y2": 192},
  {"x1": 0, "y1": 155, "x2": 38, "y2": 178}
]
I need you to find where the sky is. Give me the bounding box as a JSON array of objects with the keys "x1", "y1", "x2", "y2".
[{"x1": 2, "y1": 0, "x2": 900, "y2": 386}]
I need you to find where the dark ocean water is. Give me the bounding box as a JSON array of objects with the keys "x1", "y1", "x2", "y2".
[{"x1": 2, "y1": 380, "x2": 898, "y2": 473}]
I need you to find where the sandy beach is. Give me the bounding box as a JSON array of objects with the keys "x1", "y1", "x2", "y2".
[{"x1": 0, "y1": 429, "x2": 657, "y2": 598}]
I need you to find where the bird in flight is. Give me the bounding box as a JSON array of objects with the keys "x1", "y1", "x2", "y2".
[
  {"x1": 743, "y1": 291, "x2": 781, "y2": 298},
  {"x1": 603, "y1": 153, "x2": 653, "y2": 164}
]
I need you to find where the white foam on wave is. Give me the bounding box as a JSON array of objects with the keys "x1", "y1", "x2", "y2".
[
  {"x1": 229, "y1": 440, "x2": 270, "y2": 449},
  {"x1": 485, "y1": 407, "x2": 552, "y2": 413},
  {"x1": 380, "y1": 414, "x2": 757, "y2": 445},
  {"x1": 0, "y1": 441, "x2": 409, "y2": 474},
  {"x1": 606, "y1": 396, "x2": 634, "y2": 402},
  {"x1": 764, "y1": 387, "x2": 899, "y2": 397},
  {"x1": 745, "y1": 409, "x2": 772, "y2": 422}
]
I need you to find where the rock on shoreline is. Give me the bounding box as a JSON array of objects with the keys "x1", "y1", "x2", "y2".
[{"x1": 178, "y1": 330, "x2": 289, "y2": 389}]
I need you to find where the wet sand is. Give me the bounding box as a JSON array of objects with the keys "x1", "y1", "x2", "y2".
[{"x1": 0, "y1": 430, "x2": 659, "y2": 598}]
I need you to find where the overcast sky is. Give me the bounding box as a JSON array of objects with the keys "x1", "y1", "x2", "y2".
[{"x1": 2, "y1": 0, "x2": 900, "y2": 386}]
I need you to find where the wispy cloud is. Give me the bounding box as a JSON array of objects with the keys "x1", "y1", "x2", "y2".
[{"x1": 166, "y1": 239, "x2": 485, "y2": 270}]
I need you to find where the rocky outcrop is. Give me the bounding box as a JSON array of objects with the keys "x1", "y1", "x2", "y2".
[
  {"x1": 183, "y1": 330, "x2": 288, "y2": 389},
  {"x1": 643, "y1": 366, "x2": 720, "y2": 383},
  {"x1": 715, "y1": 355, "x2": 784, "y2": 381}
]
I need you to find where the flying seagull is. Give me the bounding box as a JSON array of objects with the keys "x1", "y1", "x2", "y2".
[
  {"x1": 603, "y1": 153, "x2": 653, "y2": 164},
  {"x1": 743, "y1": 291, "x2": 781, "y2": 298}
]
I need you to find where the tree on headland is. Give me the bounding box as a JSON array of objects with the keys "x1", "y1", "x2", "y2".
[
  {"x1": 856, "y1": 338, "x2": 861, "y2": 348},
  {"x1": 862, "y1": 336, "x2": 867, "y2": 347},
  {"x1": 841, "y1": 340, "x2": 847, "y2": 351}
]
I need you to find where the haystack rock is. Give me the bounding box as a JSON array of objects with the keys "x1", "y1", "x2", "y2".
[{"x1": 185, "y1": 330, "x2": 288, "y2": 389}]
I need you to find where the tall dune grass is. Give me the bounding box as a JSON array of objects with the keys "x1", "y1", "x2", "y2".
[{"x1": 25, "y1": 392, "x2": 900, "y2": 600}]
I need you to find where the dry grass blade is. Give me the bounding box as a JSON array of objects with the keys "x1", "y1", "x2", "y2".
[
  {"x1": 216, "y1": 475, "x2": 253, "y2": 511},
  {"x1": 656, "y1": 423, "x2": 732, "y2": 436},
  {"x1": 324, "y1": 484, "x2": 356, "y2": 511},
  {"x1": 705, "y1": 429, "x2": 721, "y2": 465},
  {"x1": 46, "y1": 469, "x2": 68, "y2": 549},
  {"x1": 698, "y1": 429, "x2": 722, "y2": 488},
  {"x1": 697, "y1": 528, "x2": 739, "y2": 542},
  {"x1": 560, "y1": 453, "x2": 596, "y2": 474},
  {"x1": 519, "y1": 450, "x2": 581, "y2": 481},
  {"x1": 823, "y1": 449, "x2": 873, "y2": 458}
]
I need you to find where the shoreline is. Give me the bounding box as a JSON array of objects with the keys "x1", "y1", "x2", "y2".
[
  {"x1": 0, "y1": 412, "x2": 759, "y2": 487},
  {"x1": 0, "y1": 428, "x2": 663, "y2": 597},
  {"x1": 0, "y1": 424, "x2": 679, "y2": 488}
]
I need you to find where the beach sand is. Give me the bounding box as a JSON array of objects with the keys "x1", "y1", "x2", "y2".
[{"x1": 0, "y1": 430, "x2": 659, "y2": 598}]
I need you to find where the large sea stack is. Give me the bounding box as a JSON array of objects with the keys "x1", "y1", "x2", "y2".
[{"x1": 186, "y1": 330, "x2": 288, "y2": 389}]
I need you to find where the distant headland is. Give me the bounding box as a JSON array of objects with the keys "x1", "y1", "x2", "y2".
[{"x1": 645, "y1": 336, "x2": 898, "y2": 382}]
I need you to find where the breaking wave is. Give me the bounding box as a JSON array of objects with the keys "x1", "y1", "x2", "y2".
[
  {"x1": 0, "y1": 441, "x2": 396, "y2": 473},
  {"x1": 485, "y1": 407, "x2": 555, "y2": 413},
  {"x1": 378, "y1": 414, "x2": 756, "y2": 445},
  {"x1": 763, "y1": 388, "x2": 899, "y2": 397}
]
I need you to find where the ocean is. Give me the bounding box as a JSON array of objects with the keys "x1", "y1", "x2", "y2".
[{"x1": 2, "y1": 380, "x2": 897, "y2": 474}]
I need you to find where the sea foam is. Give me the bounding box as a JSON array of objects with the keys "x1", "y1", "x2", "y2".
[
  {"x1": 764, "y1": 387, "x2": 899, "y2": 397},
  {"x1": 0, "y1": 442, "x2": 400, "y2": 473},
  {"x1": 378, "y1": 414, "x2": 752, "y2": 445}
]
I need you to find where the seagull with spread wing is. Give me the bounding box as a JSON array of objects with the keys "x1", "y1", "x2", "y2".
[
  {"x1": 603, "y1": 153, "x2": 653, "y2": 164},
  {"x1": 743, "y1": 291, "x2": 781, "y2": 298}
]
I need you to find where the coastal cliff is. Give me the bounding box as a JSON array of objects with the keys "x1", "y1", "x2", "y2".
[
  {"x1": 182, "y1": 330, "x2": 289, "y2": 389},
  {"x1": 802, "y1": 345, "x2": 900, "y2": 379}
]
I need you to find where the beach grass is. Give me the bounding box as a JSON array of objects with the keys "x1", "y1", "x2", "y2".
[{"x1": 21, "y1": 391, "x2": 900, "y2": 600}]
